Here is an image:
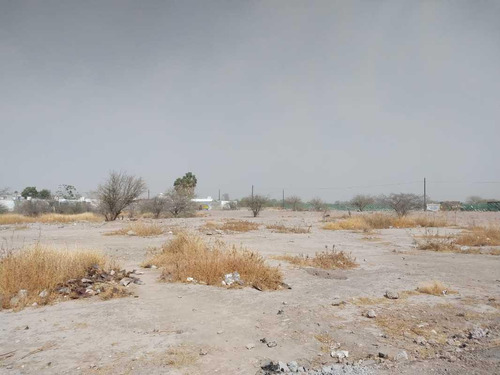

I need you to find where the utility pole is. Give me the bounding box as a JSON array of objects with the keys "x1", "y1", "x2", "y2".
[
  {"x1": 218, "y1": 189, "x2": 220, "y2": 201},
  {"x1": 282, "y1": 189, "x2": 285, "y2": 209},
  {"x1": 423, "y1": 177, "x2": 427, "y2": 211},
  {"x1": 251, "y1": 185, "x2": 254, "y2": 201},
  {"x1": 148, "y1": 190, "x2": 150, "y2": 200}
]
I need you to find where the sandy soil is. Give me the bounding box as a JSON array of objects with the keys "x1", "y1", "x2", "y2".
[{"x1": 1, "y1": 210, "x2": 499, "y2": 374}]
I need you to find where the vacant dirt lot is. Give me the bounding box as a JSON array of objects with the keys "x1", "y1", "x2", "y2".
[{"x1": 1, "y1": 210, "x2": 499, "y2": 374}]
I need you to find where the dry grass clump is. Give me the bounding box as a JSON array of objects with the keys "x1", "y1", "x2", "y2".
[
  {"x1": 104, "y1": 222, "x2": 164, "y2": 237},
  {"x1": 201, "y1": 220, "x2": 259, "y2": 233},
  {"x1": 417, "y1": 280, "x2": 455, "y2": 296},
  {"x1": 315, "y1": 333, "x2": 337, "y2": 353},
  {"x1": 0, "y1": 213, "x2": 102, "y2": 225},
  {"x1": 275, "y1": 247, "x2": 357, "y2": 270},
  {"x1": 0, "y1": 245, "x2": 110, "y2": 309},
  {"x1": 455, "y1": 226, "x2": 500, "y2": 247},
  {"x1": 323, "y1": 214, "x2": 448, "y2": 231},
  {"x1": 146, "y1": 232, "x2": 283, "y2": 290},
  {"x1": 266, "y1": 223, "x2": 311, "y2": 234}
]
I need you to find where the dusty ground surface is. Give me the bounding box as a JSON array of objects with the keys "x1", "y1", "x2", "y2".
[{"x1": 1, "y1": 210, "x2": 499, "y2": 374}]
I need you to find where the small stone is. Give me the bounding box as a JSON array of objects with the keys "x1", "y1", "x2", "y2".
[
  {"x1": 18, "y1": 289, "x2": 28, "y2": 299},
  {"x1": 126, "y1": 230, "x2": 136, "y2": 236},
  {"x1": 460, "y1": 246, "x2": 470, "y2": 251},
  {"x1": 332, "y1": 299, "x2": 346, "y2": 306},
  {"x1": 469, "y1": 327, "x2": 488, "y2": 340},
  {"x1": 133, "y1": 279, "x2": 144, "y2": 285},
  {"x1": 278, "y1": 361, "x2": 289, "y2": 372},
  {"x1": 58, "y1": 287, "x2": 71, "y2": 294},
  {"x1": 287, "y1": 361, "x2": 299, "y2": 372},
  {"x1": 39, "y1": 290, "x2": 49, "y2": 298},
  {"x1": 385, "y1": 290, "x2": 399, "y2": 299},
  {"x1": 366, "y1": 310, "x2": 377, "y2": 318},
  {"x1": 110, "y1": 270, "x2": 115, "y2": 276},
  {"x1": 395, "y1": 350, "x2": 408, "y2": 361},
  {"x1": 186, "y1": 277, "x2": 194, "y2": 282},
  {"x1": 245, "y1": 343, "x2": 255, "y2": 350},
  {"x1": 378, "y1": 351, "x2": 389, "y2": 359},
  {"x1": 217, "y1": 330, "x2": 224, "y2": 335},
  {"x1": 266, "y1": 341, "x2": 277, "y2": 348},
  {"x1": 199, "y1": 349, "x2": 208, "y2": 356},
  {"x1": 10, "y1": 296, "x2": 20, "y2": 306},
  {"x1": 277, "y1": 309, "x2": 284, "y2": 315},
  {"x1": 120, "y1": 277, "x2": 133, "y2": 286},
  {"x1": 414, "y1": 336, "x2": 427, "y2": 346},
  {"x1": 81, "y1": 278, "x2": 93, "y2": 283},
  {"x1": 151, "y1": 265, "x2": 158, "y2": 269},
  {"x1": 331, "y1": 350, "x2": 349, "y2": 362}
]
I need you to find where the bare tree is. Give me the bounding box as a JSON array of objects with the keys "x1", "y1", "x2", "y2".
[
  {"x1": 350, "y1": 194, "x2": 375, "y2": 212},
  {"x1": 465, "y1": 196, "x2": 484, "y2": 205},
  {"x1": 285, "y1": 195, "x2": 303, "y2": 211},
  {"x1": 308, "y1": 197, "x2": 327, "y2": 212},
  {"x1": 164, "y1": 188, "x2": 195, "y2": 217},
  {"x1": 383, "y1": 193, "x2": 422, "y2": 217},
  {"x1": 141, "y1": 197, "x2": 166, "y2": 219},
  {"x1": 240, "y1": 195, "x2": 269, "y2": 217},
  {"x1": 97, "y1": 171, "x2": 147, "y2": 221}
]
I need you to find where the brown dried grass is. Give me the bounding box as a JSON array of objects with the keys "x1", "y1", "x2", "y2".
[
  {"x1": 417, "y1": 280, "x2": 455, "y2": 296},
  {"x1": 146, "y1": 232, "x2": 283, "y2": 290},
  {"x1": 104, "y1": 221, "x2": 164, "y2": 237},
  {"x1": 323, "y1": 214, "x2": 448, "y2": 231},
  {"x1": 201, "y1": 220, "x2": 259, "y2": 233},
  {"x1": 266, "y1": 223, "x2": 311, "y2": 234},
  {"x1": 455, "y1": 226, "x2": 500, "y2": 247},
  {"x1": 274, "y1": 248, "x2": 357, "y2": 270},
  {"x1": 0, "y1": 213, "x2": 102, "y2": 225},
  {"x1": 0, "y1": 244, "x2": 110, "y2": 309}
]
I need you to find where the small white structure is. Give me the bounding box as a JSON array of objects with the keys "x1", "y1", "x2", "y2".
[
  {"x1": 426, "y1": 203, "x2": 441, "y2": 212},
  {"x1": 191, "y1": 196, "x2": 214, "y2": 210}
]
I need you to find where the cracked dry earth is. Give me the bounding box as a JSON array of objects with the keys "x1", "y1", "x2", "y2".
[{"x1": 1, "y1": 210, "x2": 499, "y2": 374}]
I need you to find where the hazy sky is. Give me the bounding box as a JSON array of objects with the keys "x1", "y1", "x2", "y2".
[{"x1": 1, "y1": 0, "x2": 499, "y2": 201}]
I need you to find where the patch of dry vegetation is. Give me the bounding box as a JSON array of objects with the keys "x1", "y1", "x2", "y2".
[
  {"x1": 201, "y1": 220, "x2": 259, "y2": 233},
  {"x1": 146, "y1": 232, "x2": 283, "y2": 290},
  {"x1": 0, "y1": 213, "x2": 102, "y2": 225},
  {"x1": 0, "y1": 245, "x2": 117, "y2": 309},
  {"x1": 266, "y1": 223, "x2": 311, "y2": 234},
  {"x1": 455, "y1": 226, "x2": 500, "y2": 247},
  {"x1": 416, "y1": 228, "x2": 500, "y2": 255},
  {"x1": 275, "y1": 247, "x2": 357, "y2": 270},
  {"x1": 104, "y1": 221, "x2": 164, "y2": 237},
  {"x1": 323, "y1": 213, "x2": 448, "y2": 231},
  {"x1": 315, "y1": 333, "x2": 337, "y2": 353},
  {"x1": 417, "y1": 280, "x2": 455, "y2": 296}
]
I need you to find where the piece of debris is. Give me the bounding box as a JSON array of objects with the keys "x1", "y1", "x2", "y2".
[
  {"x1": 267, "y1": 341, "x2": 278, "y2": 348},
  {"x1": 199, "y1": 349, "x2": 208, "y2": 356},
  {"x1": 120, "y1": 277, "x2": 133, "y2": 286},
  {"x1": 246, "y1": 343, "x2": 255, "y2": 350},
  {"x1": 331, "y1": 299, "x2": 346, "y2": 307},
  {"x1": 224, "y1": 272, "x2": 243, "y2": 286},
  {"x1": 39, "y1": 290, "x2": 49, "y2": 298}
]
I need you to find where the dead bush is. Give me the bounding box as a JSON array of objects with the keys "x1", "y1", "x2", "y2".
[
  {"x1": 275, "y1": 246, "x2": 357, "y2": 270},
  {"x1": 323, "y1": 214, "x2": 447, "y2": 231},
  {"x1": 417, "y1": 281, "x2": 455, "y2": 296},
  {"x1": 0, "y1": 245, "x2": 115, "y2": 309},
  {"x1": 145, "y1": 232, "x2": 283, "y2": 290},
  {"x1": 104, "y1": 222, "x2": 164, "y2": 237},
  {"x1": 0, "y1": 213, "x2": 102, "y2": 225},
  {"x1": 201, "y1": 220, "x2": 259, "y2": 233},
  {"x1": 266, "y1": 224, "x2": 311, "y2": 234},
  {"x1": 455, "y1": 226, "x2": 500, "y2": 247}
]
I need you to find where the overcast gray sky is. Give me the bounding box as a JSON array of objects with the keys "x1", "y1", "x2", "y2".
[{"x1": 1, "y1": 0, "x2": 499, "y2": 201}]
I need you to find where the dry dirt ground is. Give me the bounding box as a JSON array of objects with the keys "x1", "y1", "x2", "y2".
[{"x1": 1, "y1": 210, "x2": 499, "y2": 375}]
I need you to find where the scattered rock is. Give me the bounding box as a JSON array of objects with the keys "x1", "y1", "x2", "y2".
[
  {"x1": 18, "y1": 289, "x2": 28, "y2": 299},
  {"x1": 199, "y1": 349, "x2": 208, "y2": 356},
  {"x1": 331, "y1": 299, "x2": 346, "y2": 307},
  {"x1": 460, "y1": 246, "x2": 470, "y2": 252},
  {"x1": 224, "y1": 272, "x2": 243, "y2": 286},
  {"x1": 120, "y1": 277, "x2": 133, "y2": 286},
  {"x1": 246, "y1": 343, "x2": 255, "y2": 350},
  {"x1": 277, "y1": 309, "x2": 284, "y2": 315},
  {"x1": 395, "y1": 350, "x2": 408, "y2": 361},
  {"x1": 385, "y1": 290, "x2": 399, "y2": 299},
  {"x1": 267, "y1": 341, "x2": 278, "y2": 348},
  {"x1": 277, "y1": 361, "x2": 289, "y2": 372},
  {"x1": 126, "y1": 230, "x2": 136, "y2": 236},
  {"x1": 287, "y1": 361, "x2": 299, "y2": 372},
  {"x1": 39, "y1": 290, "x2": 49, "y2": 298},
  {"x1": 366, "y1": 310, "x2": 377, "y2": 318},
  {"x1": 57, "y1": 287, "x2": 71, "y2": 294},
  {"x1": 469, "y1": 327, "x2": 488, "y2": 340},
  {"x1": 217, "y1": 330, "x2": 224, "y2": 335},
  {"x1": 330, "y1": 350, "x2": 349, "y2": 362},
  {"x1": 414, "y1": 336, "x2": 427, "y2": 346},
  {"x1": 81, "y1": 278, "x2": 93, "y2": 284}
]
